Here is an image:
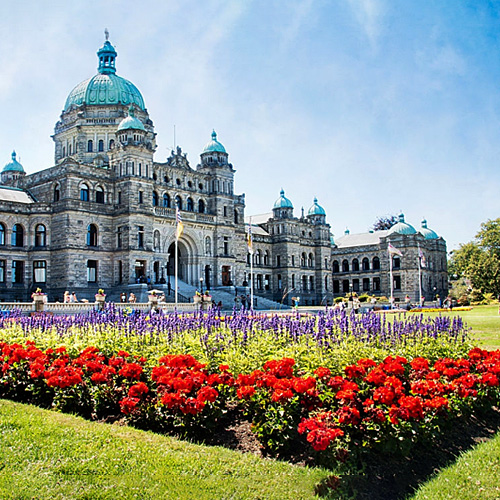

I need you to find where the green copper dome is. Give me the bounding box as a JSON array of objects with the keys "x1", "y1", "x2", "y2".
[
  {"x1": 273, "y1": 189, "x2": 293, "y2": 209},
  {"x1": 388, "y1": 213, "x2": 417, "y2": 235},
  {"x1": 308, "y1": 197, "x2": 326, "y2": 216},
  {"x1": 64, "y1": 38, "x2": 145, "y2": 112},
  {"x1": 117, "y1": 106, "x2": 145, "y2": 132},
  {"x1": 2, "y1": 151, "x2": 24, "y2": 173},
  {"x1": 419, "y1": 219, "x2": 439, "y2": 239},
  {"x1": 202, "y1": 130, "x2": 227, "y2": 153}
]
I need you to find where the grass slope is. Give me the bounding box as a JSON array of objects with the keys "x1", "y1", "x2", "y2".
[{"x1": 0, "y1": 400, "x2": 332, "y2": 500}]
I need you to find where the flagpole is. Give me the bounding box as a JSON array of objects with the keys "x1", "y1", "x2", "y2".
[
  {"x1": 418, "y1": 245, "x2": 422, "y2": 306},
  {"x1": 175, "y1": 235, "x2": 178, "y2": 305},
  {"x1": 250, "y1": 253, "x2": 254, "y2": 311},
  {"x1": 389, "y1": 250, "x2": 394, "y2": 307}
]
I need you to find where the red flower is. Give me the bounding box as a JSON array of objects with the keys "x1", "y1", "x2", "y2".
[
  {"x1": 314, "y1": 366, "x2": 331, "y2": 379},
  {"x1": 236, "y1": 386, "x2": 256, "y2": 399},
  {"x1": 119, "y1": 362, "x2": 143, "y2": 380},
  {"x1": 129, "y1": 382, "x2": 149, "y2": 398},
  {"x1": 119, "y1": 396, "x2": 139, "y2": 415},
  {"x1": 337, "y1": 406, "x2": 361, "y2": 425},
  {"x1": 197, "y1": 386, "x2": 218, "y2": 403}
]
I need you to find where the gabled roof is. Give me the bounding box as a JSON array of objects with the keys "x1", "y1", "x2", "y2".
[
  {"x1": 0, "y1": 186, "x2": 35, "y2": 204},
  {"x1": 334, "y1": 230, "x2": 389, "y2": 248}
]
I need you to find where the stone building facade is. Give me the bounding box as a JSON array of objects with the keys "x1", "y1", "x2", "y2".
[{"x1": 0, "y1": 36, "x2": 447, "y2": 305}]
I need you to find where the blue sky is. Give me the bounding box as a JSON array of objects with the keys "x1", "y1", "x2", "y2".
[{"x1": 1, "y1": 0, "x2": 500, "y2": 250}]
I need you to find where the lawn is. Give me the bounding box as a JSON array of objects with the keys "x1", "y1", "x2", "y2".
[{"x1": 0, "y1": 399, "x2": 333, "y2": 500}]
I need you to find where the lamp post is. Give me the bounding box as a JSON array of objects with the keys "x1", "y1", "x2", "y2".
[{"x1": 200, "y1": 277, "x2": 204, "y2": 295}]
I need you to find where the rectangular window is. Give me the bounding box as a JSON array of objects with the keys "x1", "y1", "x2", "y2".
[
  {"x1": 373, "y1": 277, "x2": 380, "y2": 291},
  {"x1": 12, "y1": 260, "x2": 24, "y2": 284},
  {"x1": 291, "y1": 255, "x2": 295, "y2": 266},
  {"x1": 223, "y1": 237, "x2": 229, "y2": 256},
  {"x1": 276, "y1": 255, "x2": 281, "y2": 267},
  {"x1": 363, "y1": 278, "x2": 370, "y2": 292},
  {"x1": 138, "y1": 191, "x2": 143, "y2": 204},
  {"x1": 0, "y1": 260, "x2": 5, "y2": 282},
  {"x1": 33, "y1": 261, "x2": 47, "y2": 283},
  {"x1": 333, "y1": 280, "x2": 340, "y2": 293},
  {"x1": 87, "y1": 260, "x2": 97, "y2": 283},
  {"x1": 117, "y1": 227, "x2": 122, "y2": 249},
  {"x1": 118, "y1": 260, "x2": 123, "y2": 284},
  {"x1": 137, "y1": 226, "x2": 144, "y2": 248},
  {"x1": 394, "y1": 275, "x2": 401, "y2": 290},
  {"x1": 223, "y1": 206, "x2": 227, "y2": 217},
  {"x1": 353, "y1": 279, "x2": 359, "y2": 292},
  {"x1": 117, "y1": 191, "x2": 122, "y2": 204}
]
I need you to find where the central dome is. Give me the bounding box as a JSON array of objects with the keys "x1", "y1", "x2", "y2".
[{"x1": 64, "y1": 38, "x2": 145, "y2": 111}]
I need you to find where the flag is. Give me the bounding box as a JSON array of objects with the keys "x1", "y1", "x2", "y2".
[
  {"x1": 246, "y1": 222, "x2": 254, "y2": 254},
  {"x1": 176, "y1": 207, "x2": 183, "y2": 239},
  {"x1": 388, "y1": 242, "x2": 403, "y2": 257},
  {"x1": 418, "y1": 246, "x2": 427, "y2": 268}
]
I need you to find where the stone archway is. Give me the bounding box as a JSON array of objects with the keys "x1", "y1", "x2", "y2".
[{"x1": 165, "y1": 233, "x2": 201, "y2": 286}]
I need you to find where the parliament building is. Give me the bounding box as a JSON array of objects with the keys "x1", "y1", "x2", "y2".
[{"x1": 0, "y1": 36, "x2": 448, "y2": 306}]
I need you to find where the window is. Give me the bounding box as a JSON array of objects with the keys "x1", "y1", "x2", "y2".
[
  {"x1": 353, "y1": 279, "x2": 359, "y2": 292},
  {"x1": 308, "y1": 253, "x2": 314, "y2": 267},
  {"x1": 35, "y1": 224, "x2": 46, "y2": 247},
  {"x1": 98, "y1": 139, "x2": 104, "y2": 152},
  {"x1": 325, "y1": 258, "x2": 328, "y2": 269},
  {"x1": 325, "y1": 276, "x2": 328, "y2": 291},
  {"x1": 117, "y1": 191, "x2": 122, "y2": 204},
  {"x1": 187, "y1": 198, "x2": 194, "y2": 211},
  {"x1": 0, "y1": 260, "x2": 5, "y2": 282},
  {"x1": 342, "y1": 280, "x2": 349, "y2": 293},
  {"x1": 302, "y1": 275, "x2": 308, "y2": 291},
  {"x1": 332, "y1": 260, "x2": 339, "y2": 273},
  {"x1": 80, "y1": 184, "x2": 89, "y2": 201},
  {"x1": 255, "y1": 249, "x2": 262, "y2": 265},
  {"x1": 292, "y1": 274, "x2": 295, "y2": 288},
  {"x1": 342, "y1": 260, "x2": 349, "y2": 272},
  {"x1": 0, "y1": 223, "x2": 5, "y2": 245},
  {"x1": 117, "y1": 226, "x2": 122, "y2": 249},
  {"x1": 87, "y1": 224, "x2": 98, "y2": 247},
  {"x1": 223, "y1": 206, "x2": 227, "y2": 217},
  {"x1": 54, "y1": 185, "x2": 60, "y2": 202},
  {"x1": 373, "y1": 277, "x2": 380, "y2": 291},
  {"x1": 33, "y1": 261, "x2": 46, "y2": 283},
  {"x1": 118, "y1": 260, "x2": 123, "y2": 284},
  {"x1": 393, "y1": 257, "x2": 401, "y2": 269},
  {"x1": 12, "y1": 261, "x2": 24, "y2": 284},
  {"x1": 264, "y1": 251, "x2": 270, "y2": 266},
  {"x1": 87, "y1": 260, "x2": 97, "y2": 283},
  {"x1": 163, "y1": 193, "x2": 170, "y2": 208},
  {"x1": 309, "y1": 276, "x2": 314, "y2": 291},
  {"x1": 234, "y1": 210, "x2": 239, "y2": 224},
  {"x1": 176, "y1": 178, "x2": 181, "y2": 186},
  {"x1": 154, "y1": 230, "x2": 160, "y2": 251},
  {"x1": 137, "y1": 226, "x2": 144, "y2": 248},
  {"x1": 109, "y1": 139, "x2": 115, "y2": 149},
  {"x1": 362, "y1": 258, "x2": 369, "y2": 271},
  {"x1": 152, "y1": 191, "x2": 159, "y2": 206},
  {"x1": 223, "y1": 237, "x2": 229, "y2": 256},
  {"x1": 198, "y1": 199, "x2": 205, "y2": 213},
  {"x1": 363, "y1": 278, "x2": 370, "y2": 291},
  {"x1": 394, "y1": 275, "x2": 401, "y2": 290},
  {"x1": 333, "y1": 280, "x2": 340, "y2": 293},
  {"x1": 276, "y1": 255, "x2": 281, "y2": 267},
  {"x1": 12, "y1": 224, "x2": 23, "y2": 247},
  {"x1": 372, "y1": 256, "x2": 380, "y2": 270},
  {"x1": 301, "y1": 253, "x2": 306, "y2": 267},
  {"x1": 352, "y1": 259, "x2": 359, "y2": 271},
  {"x1": 96, "y1": 186, "x2": 104, "y2": 204},
  {"x1": 138, "y1": 191, "x2": 143, "y2": 204},
  {"x1": 87, "y1": 140, "x2": 93, "y2": 152},
  {"x1": 278, "y1": 274, "x2": 282, "y2": 290},
  {"x1": 164, "y1": 175, "x2": 170, "y2": 183},
  {"x1": 175, "y1": 195, "x2": 182, "y2": 210}
]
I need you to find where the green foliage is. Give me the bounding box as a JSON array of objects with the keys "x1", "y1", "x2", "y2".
[{"x1": 371, "y1": 214, "x2": 398, "y2": 231}]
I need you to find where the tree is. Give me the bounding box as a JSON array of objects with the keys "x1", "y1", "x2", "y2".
[
  {"x1": 371, "y1": 214, "x2": 398, "y2": 231},
  {"x1": 449, "y1": 218, "x2": 500, "y2": 297}
]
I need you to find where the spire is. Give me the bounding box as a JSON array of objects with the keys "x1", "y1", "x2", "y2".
[
  {"x1": 97, "y1": 32, "x2": 117, "y2": 74},
  {"x1": 211, "y1": 130, "x2": 217, "y2": 141},
  {"x1": 11, "y1": 151, "x2": 16, "y2": 161}
]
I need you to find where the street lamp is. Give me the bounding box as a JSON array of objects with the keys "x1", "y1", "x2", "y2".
[{"x1": 200, "y1": 277, "x2": 204, "y2": 294}]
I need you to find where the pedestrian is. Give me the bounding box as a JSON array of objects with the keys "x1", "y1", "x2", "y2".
[
  {"x1": 128, "y1": 292, "x2": 136, "y2": 303},
  {"x1": 71, "y1": 292, "x2": 78, "y2": 303},
  {"x1": 241, "y1": 294, "x2": 247, "y2": 309},
  {"x1": 63, "y1": 291, "x2": 70, "y2": 303}
]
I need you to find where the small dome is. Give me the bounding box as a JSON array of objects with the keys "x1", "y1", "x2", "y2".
[
  {"x1": 273, "y1": 189, "x2": 293, "y2": 209},
  {"x1": 3, "y1": 151, "x2": 24, "y2": 173},
  {"x1": 64, "y1": 37, "x2": 145, "y2": 112},
  {"x1": 388, "y1": 213, "x2": 417, "y2": 235},
  {"x1": 117, "y1": 106, "x2": 145, "y2": 132},
  {"x1": 202, "y1": 130, "x2": 227, "y2": 153},
  {"x1": 308, "y1": 197, "x2": 326, "y2": 216},
  {"x1": 419, "y1": 219, "x2": 439, "y2": 239}
]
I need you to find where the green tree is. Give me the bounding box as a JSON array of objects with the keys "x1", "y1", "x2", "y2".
[
  {"x1": 371, "y1": 214, "x2": 398, "y2": 231},
  {"x1": 449, "y1": 218, "x2": 500, "y2": 297}
]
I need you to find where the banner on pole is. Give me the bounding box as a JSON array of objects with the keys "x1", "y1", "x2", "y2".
[
  {"x1": 388, "y1": 242, "x2": 403, "y2": 257},
  {"x1": 176, "y1": 207, "x2": 183, "y2": 240}
]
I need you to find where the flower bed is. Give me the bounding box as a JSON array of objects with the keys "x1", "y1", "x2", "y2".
[{"x1": 1, "y1": 339, "x2": 499, "y2": 466}]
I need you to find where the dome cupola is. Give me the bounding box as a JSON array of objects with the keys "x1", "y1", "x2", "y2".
[
  {"x1": 200, "y1": 130, "x2": 229, "y2": 166},
  {"x1": 117, "y1": 106, "x2": 145, "y2": 132},
  {"x1": 419, "y1": 219, "x2": 439, "y2": 239},
  {"x1": 307, "y1": 197, "x2": 326, "y2": 216},
  {"x1": 1, "y1": 151, "x2": 25, "y2": 186},
  {"x1": 388, "y1": 213, "x2": 417, "y2": 236},
  {"x1": 2, "y1": 151, "x2": 24, "y2": 173},
  {"x1": 202, "y1": 130, "x2": 227, "y2": 153},
  {"x1": 272, "y1": 189, "x2": 294, "y2": 219}
]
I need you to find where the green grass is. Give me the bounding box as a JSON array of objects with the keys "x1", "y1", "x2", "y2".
[
  {"x1": 409, "y1": 430, "x2": 500, "y2": 500},
  {"x1": 417, "y1": 305, "x2": 500, "y2": 349},
  {"x1": 0, "y1": 399, "x2": 334, "y2": 500}
]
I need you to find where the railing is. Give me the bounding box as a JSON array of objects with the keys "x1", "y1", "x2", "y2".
[
  {"x1": 0, "y1": 301, "x2": 198, "y2": 315},
  {"x1": 153, "y1": 207, "x2": 215, "y2": 223}
]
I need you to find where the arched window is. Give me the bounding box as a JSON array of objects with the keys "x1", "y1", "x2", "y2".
[
  {"x1": 372, "y1": 256, "x2": 380, "y2": 270},
  {"x1": 332, "y1": 260, "x2": 339, "y2": 273},
  {"x1": 301, "y1": 253, "x2": 307, "y2": 267},
  {"x1": 152, "y1": 191, "x2": 159, "y2": 206},
  {"x1": 325, "y1": 275, "x2": 328, "y2": 291},
  {"x1": 87, "y1": 140, "x2": 93, "y2": 153},
  {"x1": 362, "y1": 257, "x2": 369, "y2": 271},
  {"x1": 256, "y1": 249, "x2": 262, "y2": 265},
  {"x1": 309, "y1": 276, "x2": 314, "y2": 291},
  {"x1": 163, "y1": 193, "x2": 170, "y2": 208},
  {"x1": 35, "y1": 224, "x2": 46, "y2": 247},
  {"x1": 175, "y1": 195, "x2": 182, "y2": 210},
  {"x1": 198, "y1": 199, "x2": 205, "y2": 213},
  {"x1": 205, "y1": 236, "x2": 212, "y2": 256},
  {"x1": 87, "y1": 224, "x2": 98, "y2": 247},
  {"x1": 80, "y1": 184, "x2": 89, "y2": 201},
  {"x1": 96, "y1": 186, "x2": 104, "y2": 204},
  {"x1": 98, "y1": 139, "x2": 104, "y2": 152},
  {"x1": 0, "y1": 223, "x2": 5, "y2": 246},
  {"x1": 352, "y1": 259, "x2": 359, "y2": 271},
  {"x1": 153, "y1": 230, "x2": 160, "y2": 251},
  {"x1": 308, "y1": 253, "x2": 314, "y2": 267},
  {"x1": 342, "y1": 260, "x2": 349, "y2": 272},
  {"x1": 187, "y1": 197, "x2": 194, "y2": 211},
  {"x1": 54, "y1": 185, "x2": 60, "y2": 202},
  {"x1": 264, "y1": 251, "x2": 270, "y2": 266}
]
